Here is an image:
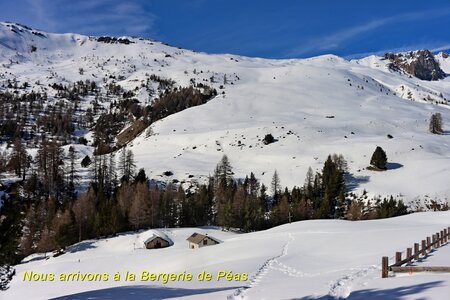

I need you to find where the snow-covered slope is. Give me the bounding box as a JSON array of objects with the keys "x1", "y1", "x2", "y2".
[
  {"x1": 1, "y1": 22, "x2": 450, "y2": 202},
  {"x1": 3, "y1": 212, "x2": 450, "y2": 299},
  {"x1": 436, "y1": 52, "x2": 450, "y2": 73}
]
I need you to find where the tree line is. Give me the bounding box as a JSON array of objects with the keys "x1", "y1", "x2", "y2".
[{"x1": 0, "y1": 148, "x2": 409, "y2": 265}]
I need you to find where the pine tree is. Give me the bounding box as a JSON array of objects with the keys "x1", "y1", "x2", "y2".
[
  {"x1": 271, "y1": 170, "x2": 281, "y2": 199},
  {"x1": 213, "y1": 155, "x2": 234, "y2": 225},
  {"x1": 134, "y1": 168, "x2": 147, "y2": 183},
  {"x1": 214, "y1": 154, "x2": 233, "y2": 190},
  {"x1": 36, "y1": 140, "x2": 65, "y2": 200},
  {"x1": 119, "y1": 146, "x2": 127, "y2": 180},
  {"x1": 0, "y1": 204, "x2": 22, "y2": 264},
  {"x1": 304, "y1": 167, "x2": 314, "y2": 200},
  {"x1": 9, "y1": 138, "x2": 28, "y2": 180},
  {"x1": 259, "y1": 183, "x2": 269, "y2": 212},
  {"x1": 67, "y1": 146, "x2": 78, "y2": 200},
  {"x1": 81, "y1": 155, "x2": 92, "y2": 168},
  {"x1": 370, "y1": 146, "x2": 387, "y2": 170},
  {"x1": 320, "y1": 155, "x2": 346, "y2": 218},
  {"x1": 106, "y1": 153, "x2": 117, "y2": 196},
  {"x1": 247, "y1": 172, "x2": 260, "y2": 197},
  {"x1": 429, "y1": 112, "x2": 443, "y2": 134},
  {"x1": 125, "y1": 150, "x2": 136, "y2": 179}
]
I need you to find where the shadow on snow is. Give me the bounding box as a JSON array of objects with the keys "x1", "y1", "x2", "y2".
[
  {"x1": 345, "y1": 173, "x2": 370, "y2": 192},
  {"x1": 50, "y1": 285, "x2": 241, "y2": 300},
  {"x1": 65, "y1": 240, "x2": 97, "y2": 254},
  {"x1": 292, "y1": 280, "x2": 445, "y2": 300},
  {"x1": 386, "y1": 162, "x2": 403, "y2": 170}
]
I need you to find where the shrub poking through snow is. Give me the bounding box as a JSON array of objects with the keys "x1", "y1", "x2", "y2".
[
  {"x1": 263, "y1": 134, "x2": 275, "y2": 145},
  {"x1": 0, "y1": 265, "x2": 15, "y2": 290}
]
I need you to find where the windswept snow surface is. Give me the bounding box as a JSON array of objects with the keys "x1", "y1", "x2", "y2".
[{"x1": 3, "y1": 212, "x2": 450, "y2": 299}]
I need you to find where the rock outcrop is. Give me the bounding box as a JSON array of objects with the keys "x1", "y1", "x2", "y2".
[{"x1": 384, "y1": 50, "x2": 446, "y2": 81}]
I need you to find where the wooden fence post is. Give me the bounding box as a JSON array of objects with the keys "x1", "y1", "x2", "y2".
[
  {"x1": 414, "y1": 243, "x2": 420, "y2": 259},
  {"x1": 407, "y1": 248, "x2": 412, "y2": 261},
  {"x1": 396, "y1": 252, "x2": 402, "y2": 265},
  {"x1": 388, "y1": 229, "x2": 450, "y2": 277},
  {"x1": 382, "y1": 256, "x2": 389, "y2": 278}
]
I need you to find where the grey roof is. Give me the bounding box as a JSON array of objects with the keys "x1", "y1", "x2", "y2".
[
  {"x1": 186, "y1": 232, "x2": 220, "y2": 244},
  {"x1": 144, "y1": 235, "x2": 169, "y2": 244}
]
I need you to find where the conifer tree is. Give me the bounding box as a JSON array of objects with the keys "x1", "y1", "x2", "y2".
[
  {"x1": 214, "y1": 154, "x2": 233, "y2": 190},
  {"x1": 81, "y1": 155, "x2": 92, "y2": 168},
  {"x1": 67, "y1": 146, "x2": 78, "y2": 200},
  {"x1": 429, "y1": 112, "x2": 443, "y2": 134},
  {"x1": 370, "y1": 146, "x2": 387, "y2": 170},
  {"x1": 271, "y1": 170, "x2": 281, "y2": 199}
]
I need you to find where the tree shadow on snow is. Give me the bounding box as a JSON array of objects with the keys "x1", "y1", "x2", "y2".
[
  {"x1": 50, "y1": 285, "x2": 241, "y2": 300},
  {"x1": 345, "y1": 173, "x2": 370, "y2": 192},
  {"x1": 65, "y1": 240, "x2": 97, "y2": 253},
  {"x1": 386, "y1": 162, "x2": 403, "y2": 170},
  {"x1": 291, "y1": 280, "x2": 445, "y2": 300}
]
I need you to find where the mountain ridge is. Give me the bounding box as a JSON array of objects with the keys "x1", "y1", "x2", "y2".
[{"x1": 0, "y1": 22, "x2": 450, "y2": 203}]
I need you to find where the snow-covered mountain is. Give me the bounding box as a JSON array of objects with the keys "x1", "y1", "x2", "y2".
[
  {"x1": 2, "y1": 22, "x2": 450, "y2": 300},
  {"x1": 1, "y1": 21, "x2": 450, "y2": 203}
]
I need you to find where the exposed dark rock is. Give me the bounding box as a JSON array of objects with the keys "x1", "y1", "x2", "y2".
[
  {"x1": 163, "y1": 171, "x2": 173, "y2": 176},
  {"x1": 384, "y1": 50, "x2": 445, "y2": 81},
  {"x1": 97, "y1": 36, "x2": 134, "y2": 45}
]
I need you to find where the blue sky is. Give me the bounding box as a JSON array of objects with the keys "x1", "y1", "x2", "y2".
[{"x1": 1, "y1": 0, "x2": 450, "y2": 58}]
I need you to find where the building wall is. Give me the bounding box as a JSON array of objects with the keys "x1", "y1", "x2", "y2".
[
  {"x1": 188, "y1": 242, "x2": 199, "y2": 249},
  {"x1": 145, "y1": 237, "x2": 170, "y2": 249}
]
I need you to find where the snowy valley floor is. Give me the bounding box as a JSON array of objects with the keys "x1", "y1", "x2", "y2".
[{"x1": 3, "y1": 212, "x2": 450, "y2": 300}]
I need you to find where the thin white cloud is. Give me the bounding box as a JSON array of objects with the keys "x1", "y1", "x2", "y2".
[
  {"x1": 22, "y1": 0, "x2": 157, "y2": 37},
  {"x1": 430, "y1": 44, "x2": 450, "y2": 52},
  {"x1": 344, "y1": 42, "x2": 450, "y2": 60},
  {"x1": 285, "y1": 7, "x2": 450, "y2": 57},
  {"x1": 25, "y1": 0, "x2": 57, "y2": 31}
]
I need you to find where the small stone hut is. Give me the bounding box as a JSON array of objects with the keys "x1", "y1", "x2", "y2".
[
  {"x1": 144, "y1": 235, "x2": 171, "y2": 249},
  {"x1": 186, "y1": 233, "x2": 220, "y2": 249}
]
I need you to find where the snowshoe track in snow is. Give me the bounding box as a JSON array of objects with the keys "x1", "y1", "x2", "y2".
[
  {"x1": 327, "y1": 265, "x2": 379, "y2": 299},
  {"x1": 229, "y1": 233, "x2": 294, "y2": 299}
]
